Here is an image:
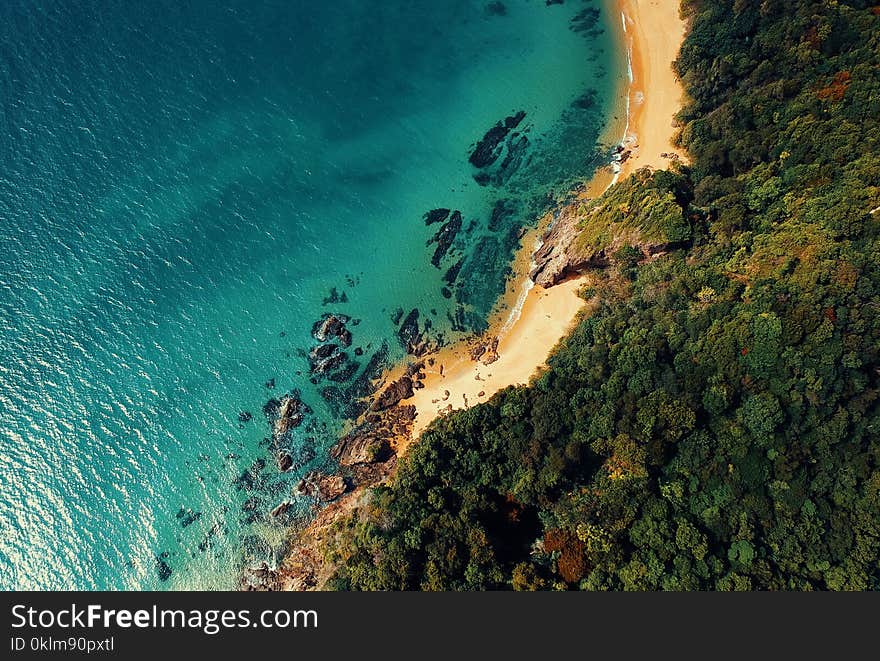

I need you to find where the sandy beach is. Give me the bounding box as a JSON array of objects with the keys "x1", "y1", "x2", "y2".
[{"x1": 398, "y1": 0, "x2": 689, "y2": 445}]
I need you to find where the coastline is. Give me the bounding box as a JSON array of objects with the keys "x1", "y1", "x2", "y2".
[
  {"x1": 403, "y1": 0, "x2": 689, "y2": 443},
  {"x1": 264, "y1": 0, "x2": 689, "y2": 591}
]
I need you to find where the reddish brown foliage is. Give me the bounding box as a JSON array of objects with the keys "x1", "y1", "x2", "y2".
[
  {"x1": 817, "y1": 71, "x2": 852, "y2": 102},
  {"x1": 543, "y1": 529, "x2": 587, "y2": 583}
]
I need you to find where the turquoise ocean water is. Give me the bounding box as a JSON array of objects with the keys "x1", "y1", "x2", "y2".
[{"x1": 0, "y1": 0, "x2": 623, "y2": 589}]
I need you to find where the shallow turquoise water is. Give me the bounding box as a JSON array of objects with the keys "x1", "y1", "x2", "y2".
[{"x1": 0, "y1": 0, "x2": 623, "y2": 589}]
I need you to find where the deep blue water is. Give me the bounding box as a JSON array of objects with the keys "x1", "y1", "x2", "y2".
[{"x1": 0, "y1": 0, "x2": 623, "y2": 589}]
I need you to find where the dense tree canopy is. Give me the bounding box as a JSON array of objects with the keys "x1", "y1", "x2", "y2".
[{"x1": 326, "y1": 0, "x2": 880, "y2": 590}]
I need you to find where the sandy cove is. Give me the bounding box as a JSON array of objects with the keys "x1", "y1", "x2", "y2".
[{"x1": 401, "y1": 0, "x2": 689, "y2": 446}]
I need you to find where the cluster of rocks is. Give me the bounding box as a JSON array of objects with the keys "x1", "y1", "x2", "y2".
[
  {"x1": 394, "y1": 308, "x2": 442, "y2": 357},
  {"x1": 308, "y1": 313, "x2": 360, "y2": 382},
  {"x1": 468, "y1": 111, "x2": 530, "y2": 187},
  {"x1": 470, "y1": 336, "x2": 500, "y2": 365},
  {"x1": 296, "y1": 471, "x2": 347, "y2": 502}
]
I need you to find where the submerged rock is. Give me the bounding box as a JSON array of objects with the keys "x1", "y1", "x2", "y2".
[
  {"x1": 155, "y1": 556, "x2": 173, "y2": 582},
  {"x1": 176, "y1": 507, "x2": 202, "y2": 528},
  {"x1": 469, "y1": 111, "x2": 526, "y2": 169},
  {"x1": 428, "y1": 210, "x2": 462, "y2": 267},
  {"x1": 423, "y1": 208, "x2": 451, "y2": 226}
]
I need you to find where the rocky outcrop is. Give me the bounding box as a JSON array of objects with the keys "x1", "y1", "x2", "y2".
[
  {"x1": 372, "y1": 374, "x2": 414, "y2": 411},
  {"x1": 423, "y1": 208, "x2": 451, "y2": 225},
  {"x1": 312, "y1": 313, "x2": 352, "y2": 346},
  {"x1": 330, "y1": 431, "x2": 392, "y2": 467},
  {"x1": 529, "y1": 201, "x2": 687, "y2": 286},
  {"x1": 296, "y1": 471, "x2": 347, "y2": 502},
  {"x1": 469, "y1": 111, "x2": 526, "y2": 168},
  {"x1": 308, "y1": 343, "x2": 345, "y2": 375},
  {"x1": 273, "y1": 393, "x2": 310, "y2": 437},
  {"x1": 397, "y1": 308, "x2": 434, "y2": 356},
  {"x1": 428, "y1": 210, "x2": 462, "y2": 267},
  {"x1": 529, "y1": 207, "x2": 606, "y2": 287}
]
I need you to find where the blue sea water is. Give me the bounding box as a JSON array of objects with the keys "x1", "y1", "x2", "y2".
[{"x1": 0, "y1": 0, "x2": 623, "y2": 589}]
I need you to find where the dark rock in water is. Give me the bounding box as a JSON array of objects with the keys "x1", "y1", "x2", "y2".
[
  {"x1": 272, "y1": 393, "x2": 311, "y2": 437},
  {"x1": 155, "y1": 557, "x2": 172, "y2": 582},
  {"x1": 354, "y1": 347, "x2": 364, "y2": 356},
  {"x1": 296, "y1": 471, "x2": 347, "y2": 501},
  {"x1": 572, "y1": 90, "x2": 597, "y2": 110},
  {"x1": 312, "y1": 313, "x2": 352, "y2": 344},
  {"x1": 308, "y1": 344, "x2": 345, "y2": 375},
  {"x1": 330, "y1": 432, "x2": 392, "y2": 467},
  {"x1": 264, "y1": 378, "x2": 275, "y2": 389},
  {"x1": 390, "y1": 307, "x2": 404, "y2": 325},
  {"x1": 441, "y1": 286, "x2": 452, "y2": 299},
  {"x1": 489, "y1": 198, "x2": 518, "y2": 232},
  {"x1": 277, "y1": 451, "x2": 294, "y2": 472},
  {"x1": 238, "y1": 411, "x2": 253, "y2": 423},
  {"x1": 176, "y1": 507, "x2": 202, "y2": 528},
  {"x1": 398, "y1": 309, "x2": 421, "y2": 349},
  {"x1": 262, "y1": 398, "x2": 281, "y2": 417},
  {"x1": 444, "y1": 258, "x2": 464, "y2": 284},
  {"x1": 327, "y1": 360, "x2": 359, "y2": 383},
  {"x1": 546, "y1": 0, "x2": 563, "y2": 5},
  {"x1": 233, "y1": 458, "x2": 267, "y2": 492},
  {"x1": 428, "y1": 211, "x2": 462, "y2": 268},
  {"x1": 198, "y1": 523, "x2": 223, "y2": 553},
  {"x1": 322, "y1": 287, "x2": 349, "y2": 306},
  {"x1": 469, "y1": 111, "x2": 525, "y2": 168},
  {"x1": 423, "y1": 208, "x2": 451, "y2": 226},
  {"x1": 373, "y1": 375, "x2": 414, "y2": 412},
  {"x1": 496, "y1": 134, "x2": 529, "y2": 183},
  {"x1": 570, "y1": 7, "x2": 601, "y2": 34},
  {"x1": 486, "y1": 1, "x2": 507, "y2": 16}
]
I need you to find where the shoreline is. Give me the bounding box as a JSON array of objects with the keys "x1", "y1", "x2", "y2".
[
  {"x1": 401, "y1": 0, "x2": 689, "y2": 444},
  {"x1": 265, "y1": 0, "x2": 690, "y2": 591}
]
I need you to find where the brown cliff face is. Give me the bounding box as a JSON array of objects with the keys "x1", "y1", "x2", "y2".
[{"x1": 529, "y1": 204, "x2": 611, "y2": 287}]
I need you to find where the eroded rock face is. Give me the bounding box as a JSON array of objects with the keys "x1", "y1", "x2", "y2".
[
  {"x1": 296, "y1": 471, "x2": 347, "y2": 502},
  {"x1": 529, "y1": 197, "x2": 625, "y2": 287},
  {"x1": 372, "y1": 375, "x2": 414, "y2": 412},
  {"x1": 330, "y1": 432, "x2": 392, "y2": 467}
]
